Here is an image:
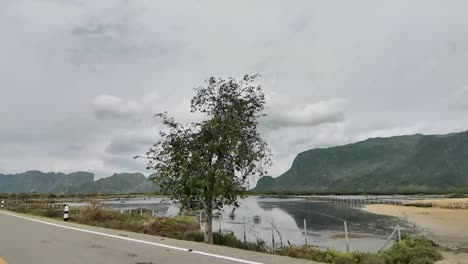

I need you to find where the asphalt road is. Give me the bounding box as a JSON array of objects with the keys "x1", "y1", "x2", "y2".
[{"x1": 0, "y1": 211, "x2": 317, "y2": 264}]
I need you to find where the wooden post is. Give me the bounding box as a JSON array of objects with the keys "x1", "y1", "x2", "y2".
[
  {"x1": 344, "y1": 221, "x2": 349, "y2": 253},
  {"x1": 140, "y1": 208, "x2": 142, "y2": 215},
  {"x1": 303, "y1": 219, "x2": 308, "y2": 247},
  {"x1": 379, "y1": 227, "x2": 397, "y2": 252},
  {"x1": 199, "y1": 212, "x2": 202, "y2": 229},
  {"x1": 243, "y1": 216, "x2": 246, "y2": 243},
  {"x1": 271, "y1": 217, "x2": 275, "y2": 251},
  {"x1": 397, "y1": 225, "x2": 401, "y2": 242},
  {"x1": 219, "y1": 214, "x2": 222, "y2": 233}
]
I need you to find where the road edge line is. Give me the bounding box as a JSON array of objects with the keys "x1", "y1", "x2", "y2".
[{"x1": 0, "y1": 211, "x2": 263, "y2": 264}]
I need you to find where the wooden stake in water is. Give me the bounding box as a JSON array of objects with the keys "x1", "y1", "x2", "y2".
[
  {"x1": 303, "y1": 219, "x2": 308, "y2": 247},
  {"x1": 344, "y1": 221, "x2": 349, "y2": 253}
]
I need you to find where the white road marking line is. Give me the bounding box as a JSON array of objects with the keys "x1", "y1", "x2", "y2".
[{"x1": 0, "y1": 211, "x2": 263, "y2": 264}]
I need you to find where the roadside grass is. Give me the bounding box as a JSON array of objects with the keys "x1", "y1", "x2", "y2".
[
  {"x1": 275, "y1": 236, "x2": 442, "y2": 264},
  {"x1": 4, "y1": 205, "x2": 443, "y2": 264}
]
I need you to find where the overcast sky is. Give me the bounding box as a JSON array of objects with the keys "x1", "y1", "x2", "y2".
[{"x1": 1, "y1": 1, "x2": 468, "y2": 182}]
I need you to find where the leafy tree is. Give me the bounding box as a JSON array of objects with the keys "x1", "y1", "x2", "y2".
[{"x1": 140, "y1": 74, "x2": 271, "y2": 243}]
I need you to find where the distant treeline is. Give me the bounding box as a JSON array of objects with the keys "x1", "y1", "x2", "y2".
[
  {"x1": 0, "y1": 192, "x2": 160, "y2": 200},
  {"x1": 248, "y1": 189, "x2": 468, "y2": 196}
]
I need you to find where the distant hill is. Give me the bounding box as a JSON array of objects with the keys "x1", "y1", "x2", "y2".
[
  {"x1": 0, "y1": 171, "x2": 158, "y2": 194},
  {"x1": 254, "y1": 131, "x2": 468, "y2": 193}
]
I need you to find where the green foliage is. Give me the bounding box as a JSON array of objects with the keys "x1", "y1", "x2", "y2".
[
  {"x1": 143, "y1": 74, "x2": 271, "y2": 243},
  {"x1": 7, "y1": 204, "x2": 64, "y2": 219},
  {"x1": 142, "y1": 216, "x2": 200, "y2": 240},
  {"x1": 275, "y1": 236, "x2": 442, "y2": 264},
  {"x1": 255, "y1": 131, "x2": 468, "y2": 193},
  {"x1": 275, "y1": 246, "x2": 346, "y2": 263},
  {"x1": 213, "y1": 232, "x2": 267, "y2": 252},
  {"x1": 384, "y1": 236, "x2": 442, "y2": 264}
]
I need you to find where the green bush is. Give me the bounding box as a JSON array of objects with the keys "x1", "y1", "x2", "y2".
[
  {"x1": 213, "y1": 232, "x2": 267, "y2": 252},
  {"x1": 275, "y1": 236, "x2": 442, "y2": 264},
  {"x1": 384, "y1": 236, "x2": 442, "y2": 264},
  {"x1": 275, "y1": 246, "x2": 349, "y2": 263},
  {"x1": 142, "y1": 216, "x2": 200, "y2": 239}
]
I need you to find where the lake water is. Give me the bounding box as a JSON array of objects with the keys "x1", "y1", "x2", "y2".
[{"x1": 96, "y1": 196, "x2": 415, "y2": 252}]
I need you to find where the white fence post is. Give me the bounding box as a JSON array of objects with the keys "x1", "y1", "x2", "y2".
[
  {"x1": 379, "y1": 227, "x2": 398, "y2": 252},
  {"x1": 344, "y1": 221, "x2": 349, "y2": 253},
  {"x1": 397, "y1": 225, "x2": 401, "y2": 242},
  {"x1": 64, "y1": 204, "x2": 69, "y2": 222},
  {"x1": 303, "y1": 219, "x2": 308, "y2": 247}
]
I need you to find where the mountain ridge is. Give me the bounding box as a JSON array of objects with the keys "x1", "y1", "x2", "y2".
[
  {"x1": 0, "y1": 171, "x2": 158, "y2": 194},
  {"x1": 254, "y1": 130, "x2": 468, "y2": 193}
]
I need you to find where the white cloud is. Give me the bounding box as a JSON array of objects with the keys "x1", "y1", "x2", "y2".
[
  {"x1": 263, "y1": 96, "x2": 346, "y2": 129},
  {"x1": 92, "y1": 94, "x2": 143, "y2": 121}
]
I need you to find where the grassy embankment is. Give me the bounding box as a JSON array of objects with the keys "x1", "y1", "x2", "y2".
[
  {"x1": 5, "y1": 203, "x2": 266, "y2": 252},
  {"x1": 2, "y1": 203, "x2": 443, "y2": 264}
]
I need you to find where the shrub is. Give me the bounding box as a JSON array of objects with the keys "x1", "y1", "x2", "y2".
[
  {"x1": 275, "y1": 236, "x2": 442, "y2": 264},
  {"x1": 275, "y1": 246, "x2": 349, "y2": 263},
  {"x1": 143, "y1": 216, "x2": 199, "y2": 238},
  {"x1": 384, "y1": 236, "x2": 442, "y2": 264},
  {"x1": 213, "y1": 232, "x2": 267, "y2": 252}
]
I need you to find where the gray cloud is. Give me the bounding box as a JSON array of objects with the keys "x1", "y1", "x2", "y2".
[
  {"x1": 262, "y1": 97, "x2": 346, "y2": 129},
  {"x1": 1, "y1": 1, "x2": 468, "y2": 179},
  {"x1": 105, "y1": 131, "x2": 156, "y2": 155},
  {"x1": 92, "y1": 94, "x2": 143, "y2": 121}
]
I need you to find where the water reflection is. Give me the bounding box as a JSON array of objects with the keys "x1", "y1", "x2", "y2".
[
  {"x1": 258, "y1": 199, "x2": 408, "y2": 236},
  {"x1": 98, "y1": 196, "x2": 415, "y2": 252}
]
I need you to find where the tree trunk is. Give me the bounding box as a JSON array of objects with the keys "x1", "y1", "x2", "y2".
[{"x1": 204, "y1": 202, "x2": 213, "y2": 244}]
